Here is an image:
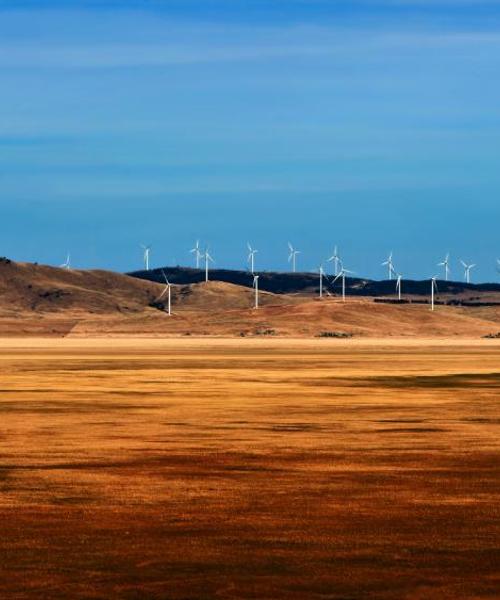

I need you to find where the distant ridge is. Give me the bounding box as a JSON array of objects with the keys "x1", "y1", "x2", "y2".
[{"x1": 128, "y1": 266, "x2": 500, "y2": 297}]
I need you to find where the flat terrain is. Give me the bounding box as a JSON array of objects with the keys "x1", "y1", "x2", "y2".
[{"x1": 0, "y1": 338, "x2": 499, "y2": 599}]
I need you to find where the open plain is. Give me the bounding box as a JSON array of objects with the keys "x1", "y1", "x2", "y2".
[{"x1": 0, "y1": 337, "x2": 499, "y2": 599}]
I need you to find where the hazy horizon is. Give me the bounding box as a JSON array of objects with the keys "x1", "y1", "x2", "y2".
[{"x1": 1, "y1": 1, "x2": 499, "y2": 281}]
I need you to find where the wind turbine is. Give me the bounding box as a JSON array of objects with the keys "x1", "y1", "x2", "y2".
[
  {"x1": 140, "y1": 244, "x2": 151, "y2": 271},
  {"x1": 203, "y1": 248, "x2": 214, "y2": 282},
  {"x1": 382, "y1": 251, "x2": 395, "y2": 281},
  {"x1": 247, "y1": 243, "x2": 258, "y2": 274},
  {"x1": 60, "y1": 253, "x2": 71, "y2": 270},
  {"x1": 430, "y1": 277, "x2": 438, "y2": 311},
  {"x1": 288, "y1": 243, "x2": 300, "y2": 273},
  {"x1": 438, "y1": 253, "x2": 451, "y2": 281},
  {"x1": 318, "y1": 265, "x2": 325, "y2": 299},
  {"x1": 333, "y1": 267, "x2": 354, "y2": 302},
  {"x1": 396, "y1": 274, "x2": 402, "y2": 301},
  {"x1": 460, "y1": 260, "x2": 476, "y2": 284},
  {"x1": 157, "y1": 269, "x2": 172, "y2": 316},
  {"x1": 253, "y1": 275, "x2": 259, "y2": 309},
  {"x1": 190, "y1": 240, "x2": 202, "y2": 269},
  {"x1": 327, "y1": 246, "x2": 342, "y2": 276}
]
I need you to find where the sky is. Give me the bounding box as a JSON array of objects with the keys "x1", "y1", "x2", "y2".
[{"x1": 1, "y1": 0, "x2": 500, "y2": 281}]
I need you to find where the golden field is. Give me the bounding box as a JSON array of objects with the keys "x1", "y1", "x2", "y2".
[{"x1": 0, "y1": 338, "x2": 499, "y2": 599}]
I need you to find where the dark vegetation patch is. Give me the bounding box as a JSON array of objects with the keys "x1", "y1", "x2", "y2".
[
  {"x1": 377, "y1": 427, "x2": 447, "y2": 433},
  {"x1": 0, "y1": 401, "x2": 160, "y2": 414},
  {"x1": 316, "y1": 331, "x2": 353, "y2": 338},
  {"x1": 376, "y1": 419, "x2": 425, "y2": 424},
  {"x1": 38, "y1": 289, "x2": 70, "y2": 300},
  {"x1": 355, "y1": 372, "x2": 500, "y2": 389},
  {"x1": 266, "y1": 423, "x2": 322, "y2": 432},
  {"x1": 462, "y1": 417, "x2": 500, "y2": 424},
  {"x1": 129, "y1": 265, "x2": 500, "y2": 296}
]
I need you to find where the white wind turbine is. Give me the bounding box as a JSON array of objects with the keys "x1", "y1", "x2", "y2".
[
  {"x1": 203, "y1": 248, "x2": 214, "y2": 282},
  {"x1": 430, "y1": 277, "x2": 438, "y2": 311},
  {"x1": 333, "y1": 267, "x2": 354, "y2": 302},
  {"x1": 253, "y1": 274, "x2": 259, "y2": 309},
  {"x1": 382, "y1": 251, "x2": 395, "y2": 280},
  {"x1": 438, "y1": 253, "x2": 451, "y2": 281},
  {"x1": 288, "y1": 243, "x2": 300, "y2": 273},
  {"x1": 327, "y1": 245, "x2": 342, "y2": 276},
  {"x1": 60, "y1": 253, "x2": 71, "y2": 270},
  {"x1": 247, "y1": 243, "x2": 258, "y2": 274},
  {"x1": 157, "y1": 269, "x2": 172, "y2": 316},
  {"x1": 318, "y1": 265, "x2": 325, "y2": 299},
  {"x1": 460, "y1": 259, "x2": 476, "y2": 284},
  {"x1": 190, "y1": 240, "x2": 202, "y2": 269},
  {"x1": 396, "y1": 274, "x2": 402, "y2": 301},
  {"x1": 141, "y1": 244, "x2": 151, "y2": 271}
]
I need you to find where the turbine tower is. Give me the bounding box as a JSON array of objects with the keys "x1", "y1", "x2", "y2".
[
  {"x1": 327, "y1": 246, "x2": 342, "y2": 276},
  {"x1": 382, "y1": 251, "x2": 395, "y2": 281},
  {"x1": 190, "y1": 240, "x2": 202, "y2": 269},
  {"x1": 141, "y1": 244, "x2": 151, "y2": 271},
  {"x1": 158, "y1": 269, "x2": 172, "y2": 316},
  {"x1": 247, "y1": 243, "x2": 258, "y2": 274},
  {"x1": 253, "y1": 275, "x2": 259, "y2": 309},
  {"x1": 333, "y1": 267, "x2": 354, "y2": 302},
  {"x1": 438, "y1": 253, "x2": 451, "y2": 281},
  {"x1": 288, "y1": 243, "x2": 300, "y2": 273},
  {"x1": 460, "y1": 260, "x2": 476, "y2": 284},
  {"x1": 431, "y1": 277, "x2": 438, "y2": 311},
  {"x1": 60, "y1": 253, "x2": 71, "y2": 270},
  {"x1": 396, "y1": 274, "x2": 402, "y2": 301},
  {"x1": 318, "y1": 265, "x2": 325, "y2": 299},
  {"x1": 203, "y1": 248, "x2": 214, "y2": 282}
]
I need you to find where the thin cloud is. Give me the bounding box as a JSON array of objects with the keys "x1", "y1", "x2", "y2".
[{"x1": 1, "y1": 29, "x2": 500, "y2": 69}]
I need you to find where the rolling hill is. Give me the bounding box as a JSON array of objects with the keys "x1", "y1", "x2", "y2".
[
  {"x1": 2, "y1": 258, "x2": 500, "y2": 338},
  {"x1": 128, "y1": 265, "x2": 500, "y2": 299}
]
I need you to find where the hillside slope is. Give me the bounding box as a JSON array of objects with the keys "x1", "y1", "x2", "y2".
[
  {"x1": 69, "y1": 298, "x2": 500, "y2": 338},
  {"x1": 0, "y1": 258, "x2": 164, "y2": 316},
  {"x1": 1, "y1": 259, "x2": 500, "y2": 338}
]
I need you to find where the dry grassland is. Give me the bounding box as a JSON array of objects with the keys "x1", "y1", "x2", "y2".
[{"x1": 0, "y1": 338, "x2": 499, "y2": 599}]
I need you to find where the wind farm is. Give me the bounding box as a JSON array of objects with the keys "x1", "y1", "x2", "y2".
[
  {"x1": 2, "y1": 204, "x2": 500, "y2": 600},
  {"x1": 2, "y1": 0, "x2": 500, "y2": 598},
  {"x1": 2, "y1": 248, "x2": 500, "y2": 338}
]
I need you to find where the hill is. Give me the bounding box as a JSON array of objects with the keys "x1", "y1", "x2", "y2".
[
  {"x1": 68, "y1": 297, "x2": 500, "y2": 339},
  {"x1": 0, "y1": 257, "x2": 164, "y2": 315},
  {"x1": 1, "y1": 258, "x2": 500, "y2": 338},
  {"x1": 128, "y1": 265, "x2": 500, "y2": 300}
]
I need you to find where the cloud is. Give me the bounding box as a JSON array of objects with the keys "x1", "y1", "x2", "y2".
[
  {"x1": 0, "y1": 42, "x2": 339, "y2": 69},
  {"x1": 1, "y1": 28, "x2": 500, "y2": 69}
]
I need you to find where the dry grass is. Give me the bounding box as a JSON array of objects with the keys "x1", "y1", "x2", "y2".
[{"x1": 0, "y1": 338, "x2": 499, "y2": 599}]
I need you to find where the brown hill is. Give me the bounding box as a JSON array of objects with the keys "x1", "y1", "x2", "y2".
[
  {"x1": 1, "y1": 259, "x2": 500, "y2": 338},
  {"x1": 0, "y1": 260, "x2": 280, "y2": 316},
  {"x1": 0, "y1": 258, "x2": 165, "y2": 316},
  {"x1": 69, "y1": 297, "x2": 500, "y2": 339},
  {"x1": 169, "y1": 280, "x2": 283, "y2": 311}
]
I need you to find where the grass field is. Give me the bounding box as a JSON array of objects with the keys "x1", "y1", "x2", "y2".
[{"x1": 0, "y1": 338, "x2": 499, "y2": 599}]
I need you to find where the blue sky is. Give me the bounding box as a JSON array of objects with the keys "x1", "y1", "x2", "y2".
[{"x1": 1, "y1": 1, "x2": 500, "y2": 281}]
